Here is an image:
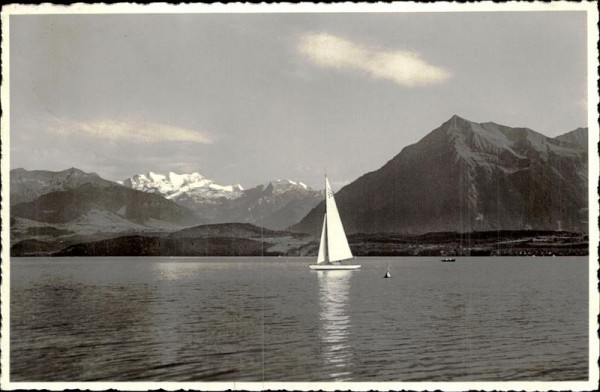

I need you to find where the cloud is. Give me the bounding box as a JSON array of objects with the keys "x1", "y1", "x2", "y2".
[
  {"x1": 298, "y1": 33, "x2": 451, "y2": 87},
  {"x1": 47, "y1": 118, "x2": 213, "y2": 144}
]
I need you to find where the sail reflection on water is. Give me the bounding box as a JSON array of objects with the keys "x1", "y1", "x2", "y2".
[{"x1": 317, "y1": 270, "x2": 354, "y2": 381}]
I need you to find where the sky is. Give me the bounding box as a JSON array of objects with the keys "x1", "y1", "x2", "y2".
[{"x1": 9, "y1": 11, "x2": 588, "y2": 190}]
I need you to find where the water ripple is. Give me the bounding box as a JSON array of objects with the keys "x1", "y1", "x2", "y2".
[{"x1": 10, "y1": 256, "x2": 588, "y2": 381}]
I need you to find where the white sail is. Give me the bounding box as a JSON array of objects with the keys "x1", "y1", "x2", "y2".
[
  {"x1": 317, "y1": 214, "x2": 328, "y2": 264},
  {"x1": 324, "y1": 177, "x2": 353, "y2": 262}
]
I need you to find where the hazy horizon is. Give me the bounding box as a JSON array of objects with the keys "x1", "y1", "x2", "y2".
[{"x1": 9, "y1": 11, "x2": 588, "y2": 189}]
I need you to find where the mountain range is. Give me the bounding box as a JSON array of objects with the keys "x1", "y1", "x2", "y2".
[
  {"x1": 9, "y1": 168, "x2": 322, "y2": 246},
  {"x1": 291, "y1": 115, "x2": 588, "y2": 235},
  {"x1": 10, "y1": 170, "x2": 202, "y2": 246},
  {"x1": 120, "y1": 172, "x2": 322, "y2": 230},
  {"x1": 10, "y1": 115, "x2": 588, "y2": 256}
]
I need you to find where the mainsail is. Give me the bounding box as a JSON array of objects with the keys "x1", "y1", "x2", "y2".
[{"x1": 321, "y1": 177, "x2": 353, "y2": 263}]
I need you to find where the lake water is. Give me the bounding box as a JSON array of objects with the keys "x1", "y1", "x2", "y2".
[{"x1": 10, "y1": 256, "x2": 588, "y2": 382}]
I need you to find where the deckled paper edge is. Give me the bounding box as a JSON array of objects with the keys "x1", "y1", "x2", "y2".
[{"x1": 0, "y1": 2, "x2": 597, "y2": 391}]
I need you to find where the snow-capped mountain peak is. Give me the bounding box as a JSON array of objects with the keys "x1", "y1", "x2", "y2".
[
  {"x1": 265, "y1": 179, "x2": 313, "y2": 194},
  {"x1": 122, "y1": 171, "x2": 244, "y2": 200}
]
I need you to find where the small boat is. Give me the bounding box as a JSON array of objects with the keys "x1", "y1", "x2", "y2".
[
  {"x1": 441, "y1": 258, "x2": 456, "y2": 262},
  {"x1": 309, "y1": 175, "x2": 361, "y2": 271},
  {"x1": 384, "y1": 265, "x2": 391, "y2": 278}
]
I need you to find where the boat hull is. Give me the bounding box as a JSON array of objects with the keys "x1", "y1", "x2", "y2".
[{"x1": 309, "y1": 264, "x2": 361, "y2": 270}]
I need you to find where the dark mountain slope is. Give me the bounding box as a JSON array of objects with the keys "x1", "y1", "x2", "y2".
[
  {"x1": 12, "y1": 183, "x2": 201, "y2": 226},
  {"x1": 10, "y1": 167, "x2": 114, "y2": 205},
  {"x1": 291, "y1": 116, "x2": 587, "y2": 235}
]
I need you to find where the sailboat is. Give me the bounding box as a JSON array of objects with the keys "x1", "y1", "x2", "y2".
[{"x1": 309, "y1": 176, "x2": 361, "y2": 270}]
